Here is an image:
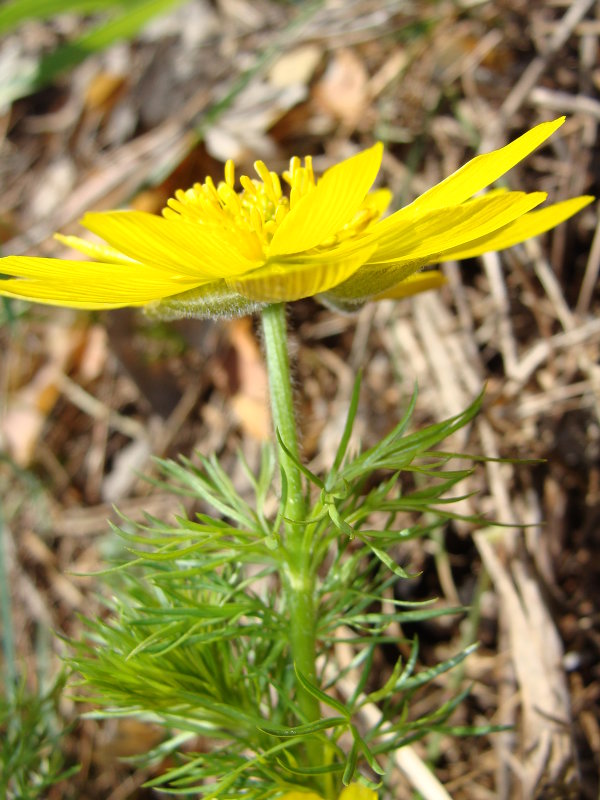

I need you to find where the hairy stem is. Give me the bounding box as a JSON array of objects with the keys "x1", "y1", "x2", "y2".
[
  {"x1": 260, "y1": 303, "x2": 324, "y2": 778},
  {"x1": 260, "y1": 303, "x2": 305, "y2": 526}
]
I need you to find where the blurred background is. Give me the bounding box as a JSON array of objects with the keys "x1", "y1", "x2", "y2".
[{"x1": 0, "y1": 1, "x2": 598, "y2": 798}]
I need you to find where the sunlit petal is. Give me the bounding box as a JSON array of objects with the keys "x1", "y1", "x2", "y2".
[
  {"x1": 372, "y1": 191, "x2": 547, "y2": 262},
  {"x1": 439, "y1": 194, "x2": 594, "y2": 260},
  {"x1": 327, "y1": 192, "x2": 546, "y2": 300},
  {"x1": 0, "y1": 256, "x2": 200, "y2": 308},
  {"x1": 82, "y1": 211, "x2": 260, "y2": 279},
  {"x1": 0, "y1": 257, "x2": 198, "y2": 308},
  {"x1": 394, "y1": 117, "x2": 565, "y2": 217},
  {"x1": 268, "y1": 143, "x2": 383, "y2": 257},
  {"x1": 0, "y1": 121, "x2": 590, "y2": 313},
  {"x1": 230, "y1": 242, "x2": 376, "y2": 302},
  {"x1": 54, "y1": 233, "x2": 138, "y2": 265},
  {"x1": 0, "y1": 279, "x2": 145, "y2": 308}
]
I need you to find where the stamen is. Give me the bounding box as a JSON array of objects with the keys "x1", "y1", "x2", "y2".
[
  {"x1": 162, "y1": 150, "x2": 326, "y2": 247},
  {"x1": 165, "y1": 198, "x2": 182, "y2": 213},
  {"x1": 217, "y1": 183, "x2": 242, "y2": 217},
  {"x1": 254, "y1": 160, "x2": 278, "y2": 204},
  {"x1": 304, "y1": 156, "x2": 314, "y2": 185},
  {"x1": 349, "y1": 209, "x2": 371, "y2": 232},
  {"x1": 289, "y1": 156, "x2": 300, "y2": 177},
  {"x1": 270, "y1": 171, "x2": 282, "y2": 200},
  {"x1": 225, "y1": 160, "x2": 235, "y2": 188},
  {"x1": 204, "y1": 176, "x2": 219, "y2": 202},
  {"x1": 250, "y1": 206, "x2": 263, "y2": 234},
  {"x1": 240, "y1": 175, "x2": 257, "y2": 196}
]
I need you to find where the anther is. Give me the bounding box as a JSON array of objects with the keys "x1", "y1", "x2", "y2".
[
  {"x1": 263, "y1": 220, "x2": 277, "y2": 237},
  {"x1": 225, "y1": 160, "x2": 235, "y2": 188},
  {"x1": 349, "y1": 209, "x2": 371, "y2": 232},
  {"x1": 270, "y1": 171, "x2": 282, "y2": 200},
  {"x1": 304, "y1": 156, "x2": 314, "y2": 185},
  {"x1": 240, "y1": 175, "x2": 257, "y2": 195},
  {"x1": 203, "y1": 176, "x2": 219, "y2": 201},
  {"x1": 288, "y1": 156, "x2": 300, "y2": 177},
  {"x1": 217, "y1": 183, "x2": 242, "y2": 216},
  {"x1": 250, "y1": 206, "x2": 263, "y2": 234},
  {"x1": 253, "y1": 161, "x2": 279, "y2": 205}
]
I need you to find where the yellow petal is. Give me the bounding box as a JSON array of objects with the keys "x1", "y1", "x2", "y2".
[
  {"x1": 229, "y1": 241, "x2": 376, "y2": 302},
  {"x1": 81, "y1": 211, "x2": 260, "y2": 279},
  {"x1": 327, "y1": 191, "x2": 546, "y2": 300},
  {"x1": 0, "y1": 257, "x2": 199, "y2": 309},
  {"x1": 373, "y1": 269, "x2": 447, "y2": 300},
  {"x1": 439, "y1": 194, "x2": 594, "y2": 261},
  {"x1": 0, "y1": 278, "x2": 140, "y2": 308},
  {"x1": 395, "y1": 117, "x2": 565, "y2": 218},
  {"x1": 372, "y1": 191, "x2": 547, "y2": 262},
  {"x1": 268, "y1": 143, "x2": 383, "y2": 257},
  {"x1": 339, "y1": 785, "x2": 378, "y2": 800},
  {"x1": 54, "y1": 233, "x2": 138, "y2": 265}
]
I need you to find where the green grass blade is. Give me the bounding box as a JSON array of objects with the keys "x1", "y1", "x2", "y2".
[
  {"x1": 330, "y1": 370, "x2": 362, "y2": 476},
  {"x1": 0, "y1": 502, "x2": 16, "y2": 697},
  {"x1": 0, "y1": 0, "x2": 125, "y2": 35},
  {"x1": 0, "y1": 0, "x2": 187, "y2": 106}
]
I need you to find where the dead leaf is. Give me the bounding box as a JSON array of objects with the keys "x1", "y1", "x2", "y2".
[
  {"x1": 227, "y1": 318, "x2": 270, "y2": 440},
  {"x1": 78, "y1": 324, "x2": 109, "y2": 382},
  {"x1": 313, "y1": 49, "x2": 370, "y2": 129},
  {"x1": 94, "y1": 719, "x2": 163, "y2": 764},
  {"x1": 1, "y1": 322, "x2": 86, "y2": 466},
  {"x1": 204, "y1": 80, "x2": 308, "y2": 162},
  {"x1": 269, "y1": 45, "x2": 322, "y2": 88},
  {"x1": 476, "y1": 533, "x2": 577, "y2": 797},
  {"x1": 84, "y1": 72, "x2": 128, "y2": 113},
  {"x1": 101, "y1": 434, "x2": 153, "y2": 503}
]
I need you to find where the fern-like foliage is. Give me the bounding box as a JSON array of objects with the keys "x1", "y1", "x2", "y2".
[{"x1": 70, "y1": 386, "x2": 495, "y2": 797}]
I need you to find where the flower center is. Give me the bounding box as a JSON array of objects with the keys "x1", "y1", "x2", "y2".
[{"x1": 162, "y1": 156, "x2": 317, "y2": 252}]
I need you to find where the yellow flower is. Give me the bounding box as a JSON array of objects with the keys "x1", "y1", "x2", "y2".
[
  {"x1": 280, "y1": 785, "x2": 376, "y2": 800},
  {"x1": 0, "y1": 117, "x2": 592, "y2": 316}
]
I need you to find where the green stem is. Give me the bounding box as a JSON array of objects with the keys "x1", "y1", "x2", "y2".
[
  {"x1": 260, "y1": 302, "x2": 323, "y2": 766},
  {"x1": 260, "y1": 303, "x2": 305, "y2": 527}
]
